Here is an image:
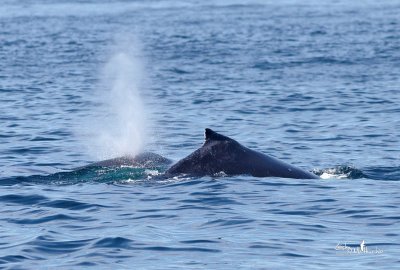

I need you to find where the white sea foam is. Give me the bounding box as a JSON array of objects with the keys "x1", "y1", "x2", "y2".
[{"x1": 320, "y1": 171, "x2": 348, "y2": 179}]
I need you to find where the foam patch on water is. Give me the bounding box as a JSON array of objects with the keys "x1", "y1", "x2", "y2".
[
  {"x1": 320, "y1": 172, "x2": 348, "y2": 179},
  {"x1": 314, "y1": 165, "x2": 366, "y2": 179},
  {"x1": 145, "y1": 169, "x2": 161, "y2": 176}
]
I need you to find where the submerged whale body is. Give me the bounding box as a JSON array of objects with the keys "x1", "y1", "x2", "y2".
[
  {"x1": 166, "y1": 128, "x2": 319, "y2": 179},
  {"x1": 83, "y1": 152, "x2": 172, "y2": 168}
]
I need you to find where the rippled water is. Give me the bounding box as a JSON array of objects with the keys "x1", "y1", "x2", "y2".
[{"x1": 1, "y1": 0, "x2": 399, "y2": 269}]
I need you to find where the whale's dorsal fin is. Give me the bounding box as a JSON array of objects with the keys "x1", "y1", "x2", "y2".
[{"x1": 204, "y1": 128, "x2": 231, "y2": 142}]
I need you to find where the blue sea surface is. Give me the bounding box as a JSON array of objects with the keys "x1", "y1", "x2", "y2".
[{"x1": 1, "y1": 0, "x2": 400, "y2": 269}]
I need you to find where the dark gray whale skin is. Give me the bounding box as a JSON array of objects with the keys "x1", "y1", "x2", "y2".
[
  {"x1": 81, "y1": 152, "x2": 172, "y2": 169},
  {"x1": 165, "y1": 128, "x2": 319, "y2": 179}
]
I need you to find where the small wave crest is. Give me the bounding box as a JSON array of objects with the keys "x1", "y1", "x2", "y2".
[
  {"x1": 313, "y1": 165, "x2": 366, "y2": 179},
  {"x1": 313, "y1": 165, "x2": 400, "y2": 181}
]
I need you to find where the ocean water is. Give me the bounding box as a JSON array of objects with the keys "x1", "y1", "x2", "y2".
[{"x1": 1, "y1": 0, "x2": 400, "y2": 269}]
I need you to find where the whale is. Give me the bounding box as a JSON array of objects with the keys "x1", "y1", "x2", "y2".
[
  {"x1": 165, "y1": 128, "x2": 319, "y2": 179},
  {"x1": 81, "y1": 152, "x2": 172, "y2": 169}
]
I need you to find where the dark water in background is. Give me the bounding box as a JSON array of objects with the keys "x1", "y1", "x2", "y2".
[{"x1": 0, "y1": 0, "x2": 400, "y2": 269}]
